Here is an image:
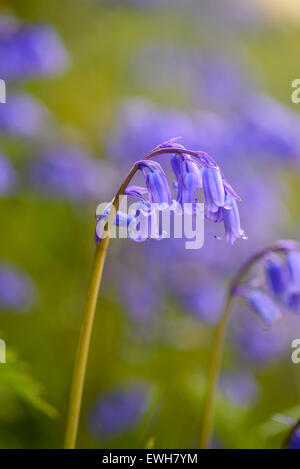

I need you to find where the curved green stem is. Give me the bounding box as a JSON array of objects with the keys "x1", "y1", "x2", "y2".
[
  {"x1": 199, "y1": 294, "x2": 234, "y2": 449},
  {"x1": 64, "y1": 238, "x2": 110, "y2": 449},
  {"x1": 199, "y1": 240, "x2": 300, "y2": 449}
]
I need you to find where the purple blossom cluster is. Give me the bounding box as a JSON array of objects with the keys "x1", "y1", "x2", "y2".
[
  {"x1": 237, "y1": 250, "x2": 300, "y2": 329},
  {"x1": 96, "y1": 140, "x2": 246, "y2": 245}
]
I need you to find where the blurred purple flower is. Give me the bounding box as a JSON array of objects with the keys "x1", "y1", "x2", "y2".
[
  {"x1": 0, "y1": 93, "x2": 51, "y2": 139},
  {"x1": 105, "y1": 99, "x2": 199, "y2": 167},
  {"x1": 0, "y1": 18, "x2": 68, "y2": 80},
  {"x1": 288, "y1": 427, "x2": 300, "y2": 449},
  {"x1": 219, "y1": 371, "x2": 259, "y2": 406},
  {"x1": 265, "y1": 255, "x2": 287, "y2": 298},
  {"x1": 286, "y1": 251, "x2": 300, "y2": 312},
  {"x1": 119, "y1": 270, "x2": 162, "y2": 323},
  {"x1": 0, "y1": 153, "x2": 17, "y2": 194},
  {"x1": 28, "y1": 145, "x2": 116, "y2": 201},
  {"x1": 178, "y1": 279, "x2": 224, "y2": 325},
  {"x1": 234, "y1": 94, "x2": 300, "y2": 163},
  {"x1": 232, "y1": 315, "x2": 288, "y2": 365},
  {"x1": 247, "y1": 290, "x2": 281, "y2": 327},
  {"x1": 0, "y1": 264, "x2": 35, "y2": 312},
  {"x1": 88, "y1": 385, "x2": 148, "y2": 439}
]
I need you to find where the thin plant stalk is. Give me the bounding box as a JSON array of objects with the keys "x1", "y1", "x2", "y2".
[
  {"x1": 64, "y1": 238, "x2": 110, "y2": 449},
  {"x1": 64, "y1": 145, "x2": 197, "y2": 448},
  {"x1": 199, "y1": 240, "x2": 300, "y2": 449},
  {"x1": 199, "y1": 293, "x2": 234, "y2": 449}
]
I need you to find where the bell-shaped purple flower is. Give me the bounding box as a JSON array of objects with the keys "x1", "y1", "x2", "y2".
[
  {"x1": 172, "y1": 155, "x2": 202, "y2": 207},
  {"x1": 265, "y1": 255, "x2": 287, "y2": 297},
  {"x1": 287, "y1": 251, "x2": 300, "y2": 284},
  {"x1": 247, "y1": 290, "x2": 281, "y2": 327},
  {"x1": 95, "y1": 206, "x2": 135, "y2": 243},
  {"x1": 136, "y1": 160, "x2": 171, "y2": 205},
  {"x1": 146, "y1": 170, "x2": 171, "y2": 205},
  {"x1": 221, "y1": 195, "x2": 247, "y2": 245},
  {"x1": 286, "y1": 251, "x2": 300, "y2": 312},
  {"x1": 202, "y1": 167, "x2": 225, "y2": 213}
]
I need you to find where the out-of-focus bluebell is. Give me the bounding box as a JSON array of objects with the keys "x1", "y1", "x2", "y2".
[
  {"x1": 287, "y1": 425, "x2": 300, "y2": 449},
  {"x1": 131, "y1": 43, "x2": 257, "y2": 111},
  {"x1": 0, "y1": 93, "x2": 51, "y2": 139},
  {"x1": 28, "y1": 145, "x2": 116, "y2": 201},
  {"x1": 232, "y1": 315, "x2": 288, "y2": 365},
  {"x1": 105, "y1": 99, "x2": 200, "y2": 167},
  {"x1": 0, "y1": 152, "x2": 17, "y2": 194},
  {"x1": 247, "y1": 290, "x2": 281, "y2": 327},
  {"x1": 177, "y1": 279, "x2": 224, "y2": 325},
  {"x1": 88, "y1": 385, "x2": 148, "y2": 439},
  {"x1": 0, "y1": 264, "x2": 35, "y2": 313},
  {"x1": 265, "y1": 255, "x2": 287, "y2": 298},
  {"x1": 232, "y1": 94, "x2": 300, "y2": 163},
  {"x1": 0, "y1": 16, "x2": 68, "y2": 80},
  {"x1": 219, "y1": 370, "x2": 259, "y2": 406}
]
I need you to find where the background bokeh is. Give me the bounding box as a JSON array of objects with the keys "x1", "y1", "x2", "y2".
[{"x1": 0, "y1": 0, "x2": 300, "y2": 449}]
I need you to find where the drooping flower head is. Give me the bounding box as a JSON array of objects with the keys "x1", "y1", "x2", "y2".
[
  {"x1": 95, "y1": 140, "x2": 246, "y2": 246},
  {"x1": 231, "y1": 242, "x2": 300, "y2": 363}
]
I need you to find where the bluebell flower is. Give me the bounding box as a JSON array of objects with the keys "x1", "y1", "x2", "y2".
[
  {"x1": 95, "y1": 209, "x2": 135, "y2": 243},
  {"x1": 171, "y1": 154, "x2": 202, "y2": 207},
  {"x1": 136, "y1": 160, "x2": 171, "y2": 205},
  {"x1": 0, "y1": 153, "x2": 17, "y2": 194},
  {"x1": 286, "y1": 251, "x2": 300, "y2": 312},
  {"x1": 0, "y1": 19, "x2": 69, "y2": 80},
  {"x1": 87, "y1": 385, "x2": 148, "y2": 439},
  {"x1": 265, "y1": 255, "x2": 287, "y2": 297},
  {"x1": 233, "y1": 315, "x2": 288, "y2": 365},
  {"x1": 202, "y1": 167, "x2": 225, "y2": 213},
  {"x1": 0, "y1": 264, "x2": 35, "y2": 312},
  {"x1": 220, "y1": 195, "x2": 247, "y2": 245},
  {"x1": 247, "y1": 290, "x2": 281, "y2": 327}
]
